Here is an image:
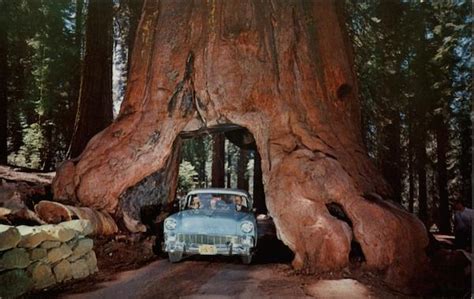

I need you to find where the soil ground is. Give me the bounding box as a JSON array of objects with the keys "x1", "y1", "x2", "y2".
[
  {"x1": 32, "y1": 235, "x2": 413, "y2": 299},
  {"x1": 25, "y1": 227, "x2": 471, "y2": 298}
]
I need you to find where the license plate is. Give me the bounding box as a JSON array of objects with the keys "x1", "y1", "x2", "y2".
[{"x1": 198, "y1": 245, "x2": 217, "y2": 255}]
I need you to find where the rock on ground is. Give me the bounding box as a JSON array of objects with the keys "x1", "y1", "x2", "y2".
[
  {"x1": 0, "y1": 248, "x2": 30, "y2": 270},
  {"x1": 47, "y1": 244, "x2": 73, "y2": 264},
  {"x1": 0, "y1": 269, "x2": 33, "y2": 298},
  {"x1": 0, "y1": 225, "x2": 21, "y2": 251},
  {"x1": 29, "y1": 247, "x2": 47, "y2": 261},
  {"x1": 71, "y1": 258, "x2": 89, "y2": 279},
  {"x1": 69, "y1": 238, "x2": 93, "y2": 261},
  {"x1": 53, "y1": 259, "x2": 73, "y2": 282},
  {"x1": 28, "y1": 262, "x2": 56, "y2": 289}
]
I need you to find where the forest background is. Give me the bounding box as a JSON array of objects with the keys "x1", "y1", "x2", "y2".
[{"x1": 0, "y1": 0, "x2": 471, "y2": 234}]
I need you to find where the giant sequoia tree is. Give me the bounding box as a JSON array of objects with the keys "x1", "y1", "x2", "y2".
[{"x1": 53, "y1": 0, "x2": 429, "y2": 292}]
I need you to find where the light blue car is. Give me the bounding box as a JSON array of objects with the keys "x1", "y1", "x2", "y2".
[{"x1": 163, "y1": 188, "x2": 257, "y2": 264}]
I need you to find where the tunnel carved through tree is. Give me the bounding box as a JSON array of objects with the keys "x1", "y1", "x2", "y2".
[{"x1": 52, "y1": 0, "x2": 429, "y2": 293}]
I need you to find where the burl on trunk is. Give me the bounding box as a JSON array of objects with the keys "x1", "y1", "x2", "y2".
[{"x1": 53, "y1": 0, "x2": 429, "y2": 292}]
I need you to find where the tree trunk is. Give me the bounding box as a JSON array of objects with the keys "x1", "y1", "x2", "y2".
[
  {"x1": 8, "y1": 38, "x2": 27, "y2": 154},
  {"x1": 68, "y1": 0, "x2": 113, "y2": 158},
  {"x1": 408, "y1": 148, "x2": 415, "y2": 214},
  {"x1": 53, "y1": 0, "x2": 429, "y2": 292},
  {"x1": 458, "y1": 112, "x2": 472, "y2": 207},
  {"x1": 416, "y1": 132, "x2": 428, "y2": 225},
  {"x1": 253, "y1": 151, "x2": 266, "y2": 214},
  {"x1": 0, "y1": 1, "x2": 8, "y2": 165},
  {"x1": 212, "y1": 133, "x2": 225, "y2": 188},
  {"x1": 68, "y1": 0, "x2": 84, "y2": 143},
  {"x1": 435, "y1": 114, "x2": 450, "y2": 233},
  {"x1": 125, "y1": 0, "x2": 144, "y2": 73},
  {"x1": 380, "y1": 113, "x2": 402, "y2": 203},
  {"x1": 237, "y1": 148, "x2": 249, "y2": 191}
]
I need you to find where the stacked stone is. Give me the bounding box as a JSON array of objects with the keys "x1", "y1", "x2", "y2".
[{"x1": 0, "y1": 220, "x2": 98, "y2": 298}]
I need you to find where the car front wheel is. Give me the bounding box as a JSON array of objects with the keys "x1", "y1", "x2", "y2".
[
  {"x1": 241, "y1": 254, "x2": 253, "y2": 265},
  {"x1": 168, "y1": 252, "x2": 183, "y2": 263}
]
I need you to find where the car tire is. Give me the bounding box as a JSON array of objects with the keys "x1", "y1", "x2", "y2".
[
  {"x1": 168, "y1": 252, "x2": 183, "y2": 263},
  {"x1": 152, "y1": 240, "x2": 167, "y2": 258},
  {"x1": 241, "y1": 254, "x2": 253, "y2": 265}
]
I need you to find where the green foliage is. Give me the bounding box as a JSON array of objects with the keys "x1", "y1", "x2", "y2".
[
  {"x1": 177, "y1": 160, "x2": 198, "y2": 195},
  {"x1": 8, "y1": 123, "x2": 45, "y2": 169},
  {"x1": 4, "y1": 0, "x2": 82, "y2": 170},
  {"x1": 346, "y1": 0, "x2": 472, "y2": 218}
]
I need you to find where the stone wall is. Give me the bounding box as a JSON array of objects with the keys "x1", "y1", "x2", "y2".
[{"x1": 0, "y1": 220, "x2": 97, "y2": 298}]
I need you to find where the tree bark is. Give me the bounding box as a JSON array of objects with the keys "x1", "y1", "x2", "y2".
[
  {"x1": 212, "y1": 133, "x2": 225, "y2": 188},
  {"x1": 237, "y1": 148, "x2": 249, "y2": 191},
  {"x1": 435, "y1": 114, "x2": 450, "y2": 233},
  {"x1": 35, "y1": 200, "x2": 118, "y2": 235},
  {"x1": 253, "y1": 151, "x2": 266, "y2": 214},
  {"x1": 380, "y1": 114, "x2": 402, "y2": 204},
  {"x1": 53, "y1": 0, "x2": 429, "y2": 292},
  {"x1": 68, "y1": 0, "x2": 113, "y2": 158},
  {"x1": 67, "y1": 0, "x2": 84, "y2": 143},
  {"x1": 416, "y1": 131, "x2": 428, "y2": 225},
  {"x1": 125, "y1": 0, "x2": 144, "y2": 73},
  {"x1": 0, "y1": 0, "x2": 8, "y2": 165}
]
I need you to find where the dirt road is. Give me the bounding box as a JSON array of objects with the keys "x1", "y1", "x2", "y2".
[{"x1": 65, "y1": 258, "x2": 311, "y2": 299}]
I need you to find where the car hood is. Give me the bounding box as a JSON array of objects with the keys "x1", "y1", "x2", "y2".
[{"x1": 170, "y1": 209, "x2": 255, "y2": 235}]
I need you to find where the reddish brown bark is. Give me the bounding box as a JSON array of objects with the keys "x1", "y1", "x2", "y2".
[{"x1": 53, "y1": 0, "x2": 429, "y2": 292}]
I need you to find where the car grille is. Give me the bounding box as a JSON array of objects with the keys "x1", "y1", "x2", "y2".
[{"x1": 177, "y1": 234, "x2": 240, "y2": 245}]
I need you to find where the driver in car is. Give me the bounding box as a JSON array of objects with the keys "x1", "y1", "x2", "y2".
[{"x1": 189, "y1": 196, "x2": 201, "y2": 209}]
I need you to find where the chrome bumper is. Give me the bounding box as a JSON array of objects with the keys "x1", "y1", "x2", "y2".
[{"x1": 164, "y1": 233, "x2": 254, "y2": 256}]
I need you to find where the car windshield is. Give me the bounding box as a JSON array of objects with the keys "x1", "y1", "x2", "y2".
[{"x1": 185, "y1": 193, "x2": 249, "y2": 212}]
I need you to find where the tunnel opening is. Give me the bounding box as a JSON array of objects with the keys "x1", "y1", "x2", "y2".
[
  {"x1": 325, "y1": 202, "x2": 366, "y2": 265},
  {"x1": 174, "y1": 124, "x2": 293, "y2": 264},
  {"x1": 119, "y1": 123, "x2": 294, "y2": 263}
]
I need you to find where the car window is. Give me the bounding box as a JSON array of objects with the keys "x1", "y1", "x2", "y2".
[{"x1": 185, "y1": 193, "x2": 249, "y2": 212}]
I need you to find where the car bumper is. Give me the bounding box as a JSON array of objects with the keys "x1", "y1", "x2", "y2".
[{"x1": 164, "y1": 236, "x2": 254, "y2": 256}]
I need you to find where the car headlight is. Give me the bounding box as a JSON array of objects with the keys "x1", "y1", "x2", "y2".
[
  {"x1": 164, "y1": 218, "x2": 177, "y2": 230},
  {"x1": 240, "y1": 221, "x2": 254, "y2": 233}
]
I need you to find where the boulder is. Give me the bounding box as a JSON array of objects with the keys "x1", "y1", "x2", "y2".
[
  {"x1": 0, "y1": 269, "x2": 33, "y2": 298},
  {"x1": 28, "y1": 262, "x2": 56, "y2": 289},
  {"x1": 84, "y1": 251, "x2": 98, "y2": 273},
  {"x1": 47, "y1": 244, "x2": 72, "y2": 264},
  {"x1": 69, "y1": 238, "x2": 93, "y2": 261},
  {"x1": 70, "y1": 258, "x2": 89, "y2": 279},
  {"x1": 53, "y1": 259, "x2": 72, "y2": 282},
  {"x1": 0, "y1": 248, "x2": 30, "y2": 270},
  {"x1": 42, "y1": 225, "x2": 76, "y2": 242},
  {"x1": 17, "y1": 226, "x2": 51, "y2": 248},
  {"x1": 29, "y1": 247, "x2": 47, "y2": 261},
  {"x1": 17, "y1": 225, "x2": 76, "y2": 248},
  {"x1": 59, "y1": 220, "x2": 93, "y2": 236},
  {"x1": 0, "y1": 225, "x2": 21, "y2": 251},
  {"x1": 41, "y1": 240, "x2": 61, "y2": 249}
]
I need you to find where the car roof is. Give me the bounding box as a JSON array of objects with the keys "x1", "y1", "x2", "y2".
[{"x1": 187, "y1": 188, "x2": 251, "y2": 198}]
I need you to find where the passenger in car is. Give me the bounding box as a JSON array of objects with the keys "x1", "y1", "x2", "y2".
[
  {"x1": 189, "y1": 196, "x2": 201, "y2": 209},
  {"x1": 210, "y1": 195, "x2": 222, "y2": 209}
]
